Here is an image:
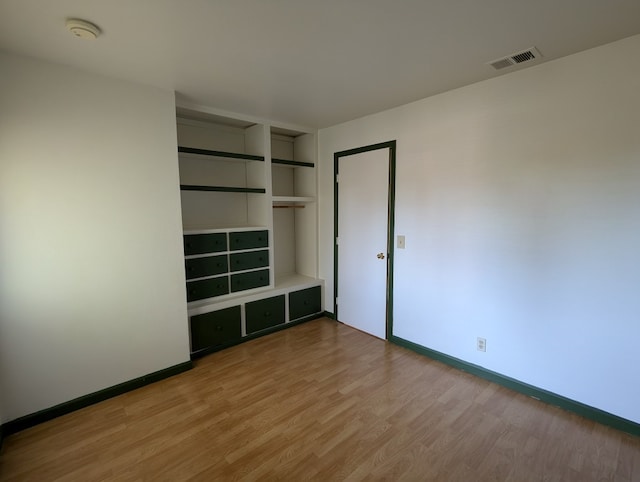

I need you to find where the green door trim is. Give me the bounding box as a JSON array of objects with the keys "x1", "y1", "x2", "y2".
[{"x1": 334, "y1": 140, "x2": 397, "y2": 340}]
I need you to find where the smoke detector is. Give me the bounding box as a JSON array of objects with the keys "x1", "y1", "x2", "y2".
[
  {"x1": 488, "y1": 47, "x2": 542, "y2": 70},
  {"x1": 66, "y1": 19, "x2": 101, "y2": 40}
]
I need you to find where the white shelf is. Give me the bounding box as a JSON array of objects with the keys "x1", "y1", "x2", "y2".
[
  {"x1": 272, "y1": 196, "x2": 315, "y2": 204},
  {"x1": 183, "y1": 225, "x2": 268, "y2": 235},
  {"x1": 275, "y1": 273, "x2": 322, "y2": 290}
]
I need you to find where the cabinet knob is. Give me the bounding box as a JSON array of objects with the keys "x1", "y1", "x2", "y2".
[{"x1": 377, "y1": 252, "x2": 385, "y2": 259}]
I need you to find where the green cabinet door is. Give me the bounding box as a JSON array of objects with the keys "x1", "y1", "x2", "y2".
[
  {"x1": 185, "y1": 254, "x2": 228, "y2": 280},
  {"x1": 183, "y1": 233, "x2": 227, "y2": 255},
  {"x1": 186, "y1": 276, "x2": 229, "y2": 302},
  {"x1": 228, "y1": 230, "x2": 268, "y2": 251},
  {"x1": 229, "y1": 250, "x2": 269, "y2": 272},
  {"x1": 230, "y1": 269, "x2": 269, "y2": 293},
  {"x1": 190, "y1": 306, "x2": 241, "y2": 352},
  {"x1": 289, "y1": 286, "x2": 322, "y2": 321},
  {"x1": 246, "y1": 295, "x2": 285, "y2": 334}
]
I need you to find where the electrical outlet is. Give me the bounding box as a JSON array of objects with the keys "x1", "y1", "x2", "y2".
[
  {"x1": 477, "y1": 337, "x2": 486, "y2": 352},
  {"x1": 397, "y1": 235, "x2": 406, "y2": 249}
]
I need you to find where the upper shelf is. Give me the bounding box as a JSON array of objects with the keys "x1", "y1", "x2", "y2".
[
  {"x1": 178, "y1": 146, "x2": 265, "y2": 162},
  {"x1": 271, "y1": 158, "x2": 314, "y2": 168},
  {"x1": 272, "y1": 196, "x2": 315, "y2": 203}
]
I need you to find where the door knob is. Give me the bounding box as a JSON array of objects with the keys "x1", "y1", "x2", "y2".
[{"x1": 377, "y1": 253, "x2": 385, "y2": 259}]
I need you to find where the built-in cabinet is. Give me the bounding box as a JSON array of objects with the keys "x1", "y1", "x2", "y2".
[{"x1": 177, "y1": 108, "x2": 323, "y2": 357}]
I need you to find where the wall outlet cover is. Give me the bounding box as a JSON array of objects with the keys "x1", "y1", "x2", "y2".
[{"x1": 397, "y1": 235, "x2": 406, "y2": 249}]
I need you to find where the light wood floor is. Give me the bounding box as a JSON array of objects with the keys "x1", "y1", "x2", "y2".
[{"x1": 1, "y1": 317, "x2": 639, "y2": 481}]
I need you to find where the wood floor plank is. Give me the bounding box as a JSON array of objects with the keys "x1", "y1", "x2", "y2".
[{"x1": 1, "y1": 317, "x2": 639, "y2": 481}]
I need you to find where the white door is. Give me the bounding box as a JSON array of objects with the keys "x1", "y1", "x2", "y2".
[{"x1": 337, "y1": 147, "x2": 391, "y2": 339}]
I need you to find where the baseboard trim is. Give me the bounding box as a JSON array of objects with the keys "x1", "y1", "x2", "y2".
[
  {"x1": 0, "y1": 424, "x2": 4, "y2": 452},
  {"x1": 1, "y1": 360, "x2": 193, "y2": 437},
  {"x1": 191, "y1": 312, "x2": 323, "y2": 360},
  {"x1": 390, "y1": 335, "x2": 640, "y2": 438},
  {"x1": 323, "y1": 311, "x2": 336, "y2": 319}
]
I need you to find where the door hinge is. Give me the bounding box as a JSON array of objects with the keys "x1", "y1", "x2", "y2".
[
  {"x1": 335, "y1": 297, "x2": 339, "y2": 305},
  {"x1": 335, "y1": 237, "x2": 339, "y2": 245},
  {"x1": 336, "y1": 174, "x2": 339, "y2": 183}
]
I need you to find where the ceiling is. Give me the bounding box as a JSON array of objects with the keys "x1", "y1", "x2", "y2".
[{"x1": 2, "y1": 0, "x2": 640, "y2": 129}]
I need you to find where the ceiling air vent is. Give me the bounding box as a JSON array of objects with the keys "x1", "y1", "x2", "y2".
[{"x1": 488, "y1": 47, "x2": 542, "y2": 70}]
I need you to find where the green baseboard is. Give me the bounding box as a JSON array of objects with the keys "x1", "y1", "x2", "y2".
[
  {"x1": 323, "y1": 311, "x2": 336, "y2": 319},
  {"x1": 1, "y1": 360, "x2": 193, "y2": 437},
  {"x1": 390, "y1": 335, "x2": 640, "y2": 438}
]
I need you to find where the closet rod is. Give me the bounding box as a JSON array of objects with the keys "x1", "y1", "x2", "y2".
[{"x1": 273, "y1": 205, "x2": 305, "y2": 209}]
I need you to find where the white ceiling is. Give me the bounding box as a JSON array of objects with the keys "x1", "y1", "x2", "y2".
[{"x1": 2, "y1": 0, "x2": 640, "y2": 128}]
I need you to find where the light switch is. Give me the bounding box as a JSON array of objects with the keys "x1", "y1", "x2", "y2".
[{"x1": 397, "y1": 235, "x2": 406, "y2": 249}]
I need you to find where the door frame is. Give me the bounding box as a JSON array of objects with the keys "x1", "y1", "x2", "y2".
[{"x1": 334, "y1": 140, "x2": 397, "y2": 339}]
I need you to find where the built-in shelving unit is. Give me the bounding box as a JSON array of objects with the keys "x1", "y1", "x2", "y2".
[
  {"x1": 176, "y1": 107, "x2": 322, "y2": 358},
  {"x1": 270, "y1": 127, "x2": 317, "y2": 289}
]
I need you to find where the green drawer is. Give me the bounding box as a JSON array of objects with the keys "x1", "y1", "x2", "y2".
[
  {"x1": 190, "y1": 306, "x2": 241, "y2": 352},
  {"x1": 186, "y1": 276, "x2": 229, "y2": 302},
  {"x1": 185, "y1": 255, "x2": 228, "y2": 280},
  {"x1": 229, "y1": 230, "x2": 268, "y2": 251},
  {"x1": 230, "y1": 269, "x2": 269, "y2": 293},
  {"x1": 184, "y1": 233, "x2": 227, "y2": 256},
  {"x1": 229, "y1": 250, "x2": 269, "y2": 272},
  {"x1": 246, "y1": 295, "x2": 285, "y2": 334},
  {"x1": 289, "y1": 286, "x2": 322, "y2": 321}
]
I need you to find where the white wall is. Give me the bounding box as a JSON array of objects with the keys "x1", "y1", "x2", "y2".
[
  {"x1": 0, "y1": 52, "x2": 190, "y2": 423},
  {"x1": 319, "y1": 34, "x2": 640, "y2": 423}
]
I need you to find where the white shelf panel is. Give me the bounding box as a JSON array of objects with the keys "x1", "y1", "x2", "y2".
[
  {"x1": 272, "y1": 196, "x2": 315, "y2": 204},
  {"x1": 183, "y1": 226, "x2": 268, "y2": 235},
  {"x1": 275, "y1": 273, "x2": 322, "y2": 290}
]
